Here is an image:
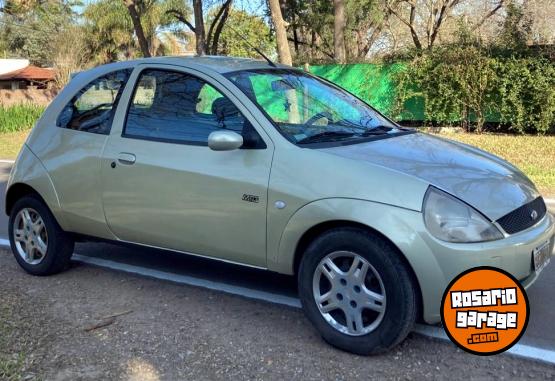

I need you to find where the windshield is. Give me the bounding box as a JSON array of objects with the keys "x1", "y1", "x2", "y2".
[{"x1": 225, "y1": 69, "x2": 400, "y2": 145}]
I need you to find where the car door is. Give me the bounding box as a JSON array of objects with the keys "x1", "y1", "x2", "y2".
[
  {"x1": 36, "y1": 68, "x2": 132, "y2": 239},
  {"x1": 101, "y1": 65, "x2": 274, "y2": 267}
]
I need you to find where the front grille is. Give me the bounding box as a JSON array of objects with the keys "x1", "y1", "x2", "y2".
[{"x1": 496, "y1": 197, "x2": 547, "y2": 235}]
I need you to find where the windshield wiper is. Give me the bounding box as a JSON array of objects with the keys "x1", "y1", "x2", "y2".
[
  {"x1": 297, "y1": 131, "x2": 355, "y2": 144},
  {"x1": 359, "y1": 125, "x2": 399, "y2": 136}
]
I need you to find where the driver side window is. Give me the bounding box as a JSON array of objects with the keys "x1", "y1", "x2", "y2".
[{"x1": 57, "y1": 69, "x2": 131, "y2": 134}]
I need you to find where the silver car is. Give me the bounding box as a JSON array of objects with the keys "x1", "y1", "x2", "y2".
[{"x1": 5, "y1": 56, "x2": 554, "y2": 354}]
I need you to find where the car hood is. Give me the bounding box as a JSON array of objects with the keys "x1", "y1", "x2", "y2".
[{"x1": 320, "y1": 132, "x2": 539, "y2": 220}]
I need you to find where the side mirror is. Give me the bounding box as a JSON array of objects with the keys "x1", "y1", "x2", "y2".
[{"x1": 208, "y1": 130, "x2": 243, "y2": 151}]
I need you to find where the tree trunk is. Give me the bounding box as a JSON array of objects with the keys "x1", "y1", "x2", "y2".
[
  {"x1": 123, "y1": 0, "x2": 151, "y2": 57},
  {"x1": 293, "y1": 27, "x2": 300, "y2": 54},
  {"x1": 333, "y1": 0, "x2": 346, "y2": 63},
  {"x1": 193, "y1": 0, "x2": 206, "y2": 55},
  {"x1": 310, "y1": 30, "x2": 317, "y2": 60},
  {"x1": 268, "y1": 0, "x2": 292, "y2": 65},
  {"x1": 475, "y1": 0, "x2": 506, "y2": 28},
  {"x1": 209, "y1": 0, "x2": 232, "y2": 55},
  {"x1": 408, "y1": 3, "x2": 423, "y2": 50}
]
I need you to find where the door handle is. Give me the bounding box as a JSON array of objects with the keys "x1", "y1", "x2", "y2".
[{"x1": 117, "y1": 153, "x2": 136, "y2": 165}]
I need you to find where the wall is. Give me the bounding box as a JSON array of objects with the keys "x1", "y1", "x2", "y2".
[{"x1": 0, "y1": 89, "x2": 58, "y2": 107}]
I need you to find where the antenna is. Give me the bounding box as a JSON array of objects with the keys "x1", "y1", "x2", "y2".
[{"x1": 224, "y1": 24, "x2": 277, "y2": 67}]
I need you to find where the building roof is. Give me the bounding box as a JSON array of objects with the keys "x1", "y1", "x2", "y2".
[
  {"x1": 0, "y1": 65, "x2": 55, "y2": 81},
  {"x1": 0, "y1": 59, "x2": 30, "y2": 75}
]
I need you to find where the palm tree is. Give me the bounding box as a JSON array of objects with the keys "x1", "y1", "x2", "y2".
[{"x1": 83, "y1": 0, "x2": 190, "y2": 62}]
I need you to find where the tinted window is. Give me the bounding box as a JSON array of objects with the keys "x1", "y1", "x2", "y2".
[
  {"x1": 124, "y1": 69, "x2": 248, "y2": 145},
  {"x1": 57, "y1": 69, "x2": 131, "y2": 134}
]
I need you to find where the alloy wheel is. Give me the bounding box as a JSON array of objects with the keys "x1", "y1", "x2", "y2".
[
  {"x1": 13, "y1": 207, "x2": 48, "y2": 265},
  {"x1": 312, "y1": 251, "x2": 386, "y2": 336}
]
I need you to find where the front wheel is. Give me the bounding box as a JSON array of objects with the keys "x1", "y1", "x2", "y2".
[
  {"x1": 298, "y1": 227, "x2": 417, "y2": 355},
  {"x1": 9, "y1": 195, "x2": 74, "y2": 276}
]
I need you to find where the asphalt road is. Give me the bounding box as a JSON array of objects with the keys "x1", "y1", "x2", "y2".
[{"x1": 1, "y1": 161, "x2": 555, "y2": 356}]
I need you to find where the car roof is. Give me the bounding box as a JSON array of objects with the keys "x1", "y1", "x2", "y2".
[
  {"x1": 154, "y1": 56, "x2": 291, "y2": 73},
  {"x1": 80, "y1": 55, "x2": 293, "y2": 76}
]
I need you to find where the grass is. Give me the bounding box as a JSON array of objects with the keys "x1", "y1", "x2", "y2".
[
  {"x1": 0, "y1": 104, "x2": 44, "y2": 134},
  {"x1": 0, "y1": 127, "x2": 554, "y2": 196},
  {"x1": 0, "y1": 352, "x2": 26, "y2": 381},
  {"x1": 0, "y1": 129, "x2": 29, "y2": 160},
  {"x1": 435, "y1": 132, "x2": 555, "y2": 196}
]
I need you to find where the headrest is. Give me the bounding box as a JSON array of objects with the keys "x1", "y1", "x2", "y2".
[
  {"x1": 152, "y1": 75, "x2": 202, "y2": 113},
  {"x1": 211, "y1": 97, "x2": 240, "y2": 121}
]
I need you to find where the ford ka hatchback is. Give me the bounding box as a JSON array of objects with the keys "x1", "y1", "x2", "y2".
[{"x1": 5, "y1": 56, "x2": 554, "y2": 354}]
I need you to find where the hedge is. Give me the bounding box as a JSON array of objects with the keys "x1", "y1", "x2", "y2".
[{"x1": 310, "y1": 52, "x2": 555, "y2": 134}]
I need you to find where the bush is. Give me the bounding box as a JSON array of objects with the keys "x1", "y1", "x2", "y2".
[
  {"x1": 0, "y1": 104, "x2": 45, "y2": 134},
  {"x1": 492, "y1": 57, "x2": 555, "y2": 134},
  {"x1": 394, "y1": 47, "x2": 555, "y2": 134}
]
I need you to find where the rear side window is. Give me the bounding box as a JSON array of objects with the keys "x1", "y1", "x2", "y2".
[
  {"x1": 57, "y1": 69, "x2": 131, "y2": 134},
  {"x1": 123, "y1": 69, "x2": 248, "y2": 145}
]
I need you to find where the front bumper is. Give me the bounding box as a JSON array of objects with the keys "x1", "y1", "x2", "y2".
[{"x1": 417, "y1": 212, "x2": 554, "y2": 324}]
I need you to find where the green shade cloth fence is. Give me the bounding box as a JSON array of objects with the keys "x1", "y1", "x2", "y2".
[{"x1": 308, "y1": 63, "x2": 424, "y2": 122}]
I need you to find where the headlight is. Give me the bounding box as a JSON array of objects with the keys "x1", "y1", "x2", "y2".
[{"x1": 423, "y1": 187, "x2": 503, "y2": 243}]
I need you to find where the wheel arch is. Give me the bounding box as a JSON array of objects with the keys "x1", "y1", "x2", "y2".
[
  {"x1": 293, "y1": 220, "x2": 374, "y2": 275},
  {"x1": 5, "y1": 145, "x2": 66, "y2": 229},
  {"x1": 270, "y1": 198, "x2": 442, "y2": 322},
  {"x1": 5, "y1": 183, "x2": 45, "y2": 216},
  {"x1": 292, "y1": 219, "x2": 424, "y2": 321}
]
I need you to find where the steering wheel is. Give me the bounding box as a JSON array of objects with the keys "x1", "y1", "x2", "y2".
[
  {"x1": 305, "y1": 111, "x2": 334, "y2": 126},
  {"x1": 71, "y1": 103, "x2": 113, "y2": 131},
  {"x1": 80, "y1": 102, "x2": 112, "y2": 115}
]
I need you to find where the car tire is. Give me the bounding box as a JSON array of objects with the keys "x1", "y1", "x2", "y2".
[
  {"x1": 298, "y1": 227, "x2": 417, "y2": 355},
  {"x1": 8, "y1": 195, "x2": 74, "y2": 276}
]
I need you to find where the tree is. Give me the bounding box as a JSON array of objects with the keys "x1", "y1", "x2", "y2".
[
  {"x1": 386, "y1": 0, "x2": 507, "y2": 50},
  {"x1": 333, "y1": 0, "x2": 346, "y2": 63},
  {"x1": 167, "y1": 0, "x2": 233, "y2": 55},
  {"x1": 523, "y1": 0, "x2": 555, "y2": 44},
  {"x1": 192, "y1": 0, "x2": 206, "y2": 54},
  {"x1": 83, "y1": 0, "x2": 135, "y2": 63},
  {"x1": 278, "y1": 0, "x2": 390, "y2": 63},
  {"x1": 52, "y1": 24, "x2": 89, "y2": 87},
  {"x1": 280, "y1": 0, "x2": 334, "y2": 62},
  {"x1": 206, "y1": 0, "x2": 232, "y2": 54},
  {"x1": 123, "y1": 0, "x2": 151, "y2": 57},
  {"x1": 0, "y1": 0, "x2": 77, "y2": 66},
  {"x1": 498, "y1": 1, "x2": 532, "y2": 51},
  {"x1": 215, "y1": 9, "x2": 274, "y2": 58},
  {"x1": 84, "y1": 0, "x2": 190, "y2": 62},
  {"x1": 268, "y1": 0, "x2": 292, "y2": 65},
  {"x1": 345, "y1": 0, "x2": 393, "y2": 59}
]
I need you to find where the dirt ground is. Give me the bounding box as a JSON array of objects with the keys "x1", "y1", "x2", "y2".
[{"x1": 1, "y1": 248, "x2": 554, "y2": 381}]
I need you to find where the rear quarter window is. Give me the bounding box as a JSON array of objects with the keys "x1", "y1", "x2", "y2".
[{"x1": 57, "y1": 69, "x2": 131, "y2": 135}]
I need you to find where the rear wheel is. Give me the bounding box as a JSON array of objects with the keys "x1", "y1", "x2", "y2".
[
  {"x1": 298, "y1": 227, "x2": 417, "y2": 355},
  {"x1": 9, "y1": 195, "x2": 74, "y2": 276}
]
